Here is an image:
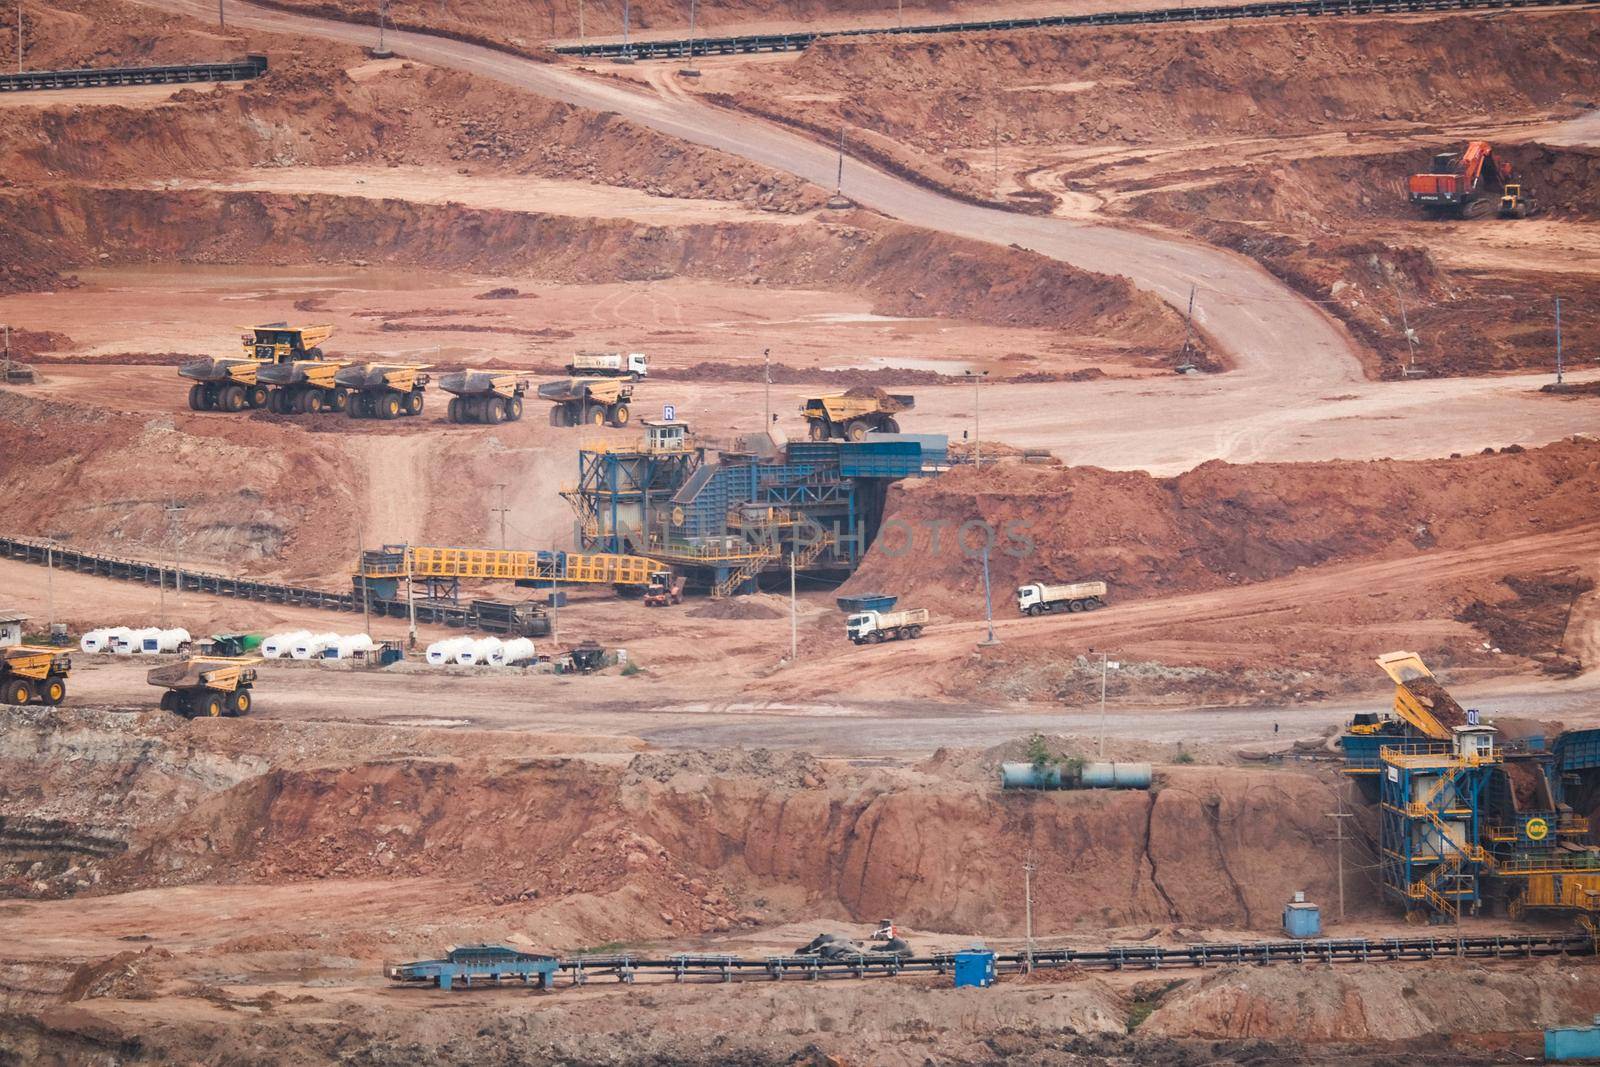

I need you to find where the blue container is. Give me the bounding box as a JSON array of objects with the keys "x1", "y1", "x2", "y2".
[
  {"x1": 1283, "y1": 900, "x2": 1322, "y2": 938},
  {"x1": 953, "y1": 950, "x2": 995, "y2": 988},
  {"x1": 1546, "y1": 1017, "x2": 1600, "y2": 1061},
  {"x1": 836, "y1": 593, "x2": 898, "y2": 614},
  {"x1": 1000, "y1": 763, "x2": 1064, "y2": 789},
  {"x1": 1080, "y1": 762, "x2": 1152, "y2": 789}
]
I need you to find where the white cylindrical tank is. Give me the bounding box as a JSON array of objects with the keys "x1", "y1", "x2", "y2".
[
  {"x1": 456, "y1": 636, "x2": 503, "y2": 666},
  {"x1": 425, "y1": 636, "x2": 474, "y2": 666},
  {"x1": 333, "y1": 634, "x2": 375, "y2": 660},
  {"x1": 144, "y1": 628, "x2": 190, "y2": 654},
  {"x1": 495, "y1": 637, "x2": 536, "y2": 666},
  {"x1": 291, "y1": 632, "x2": 339, "y2": 660},
  {"x1": 79, "y1": 628, "x2": 113, "y2": 653},
  {"x1": 114, "y1": 628, "x2": 160, "y2": 654},
  {"x1": 261, "y1": 630, "x2": 310, "y2": 659}
]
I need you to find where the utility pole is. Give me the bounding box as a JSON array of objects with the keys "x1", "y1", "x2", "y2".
[
  {"x1": 578, "y1": 0, "x2": 584, "y2": 44},
  {"x1": 680, "y1": 0, "x2": 699, "y2": 76},
  {"x1": 622, "y1": 0, "x2": 631, "y2": 59},
  {"x1": 358, "y1": 521, "x2": 372, "y2": 638},
  {"x1": 789, "y1": 551, "x2": 797, "y2": 663},
  {"x1": 3, "y1": 324, "x2": 10, "y2": 380},
  {"x1": 1391, "y1": 271, "x2": 1418, "y2": 376},
  {"x1": 405, "y1": 544, "x2": 417, "y2": 647},
  {"x1": 992, "y1": 112, "x2": 1000, "y2": 198},
  {"x1": 377, "y1": 0, "x2": 388, "y2": 54},
  {"x1": 763, "y1": 347, "x2": 772, "y2": 431},
  {"x1": 897, "y1": 0, "x2": 903, "y2": 27},
  {"x1": 1325, "y1": 810, "x2": 1352, "y2": 923},
  {"x1": 1176, "y1": 285, "x2": 1197, "y2": 372},
  {"x1": 44, "y1": 542, "x2": 53, "y2": 636},
  {"x1": 1022, "y1": 850, "x2": 1036, "y2": 973},
  {"x1": 218, "y1": 0, "x2": 224, "y2": 30},
  {"x1": 1555, "y1": 296, "x2": 1564, "y2": 388},
  {"x1": 978, "y1": 540, "x2": 998, "y2": 647},
  {"x1": 165, "y1": 500, "x2": 185, "y2": 613},
  {"x1": 492, "y1": 483, "x2": 509, "y2": 549},
  {"x1": 838, "y1": 127, "x2": 851, "y2": 198},
  {"x1": 16, "y1": 0, "x2": 21, "y2": 74}
]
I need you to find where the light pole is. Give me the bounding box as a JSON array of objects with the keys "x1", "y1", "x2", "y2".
[
  {"x1": 763, "y1": 347, "x2": 771, "y2": 431},
  {"x1": 1555, "y1": 296, "x2": 1564, "y2": 388},
  {"x1": 219, "y1": 0, "x2": 225, "y2": 30},
  {"x1": 978, "y1": 540, "x2": 998, "y2": 647},
  {"x1": 965, "y1": 369, "x2": 987, "y2": 465},
  {"x1": 680, "y1": 0, "x2": 699, "y2": 76},
  {"x1": 1093, "y1": 650, "x2": 1118, "y2": 757},
  {"x1": 1022, "y1": 850, "x2": 1035, "y2": 973},
  {"x1": 16, "y1": 0, "x2": 22, "y2": 75}
]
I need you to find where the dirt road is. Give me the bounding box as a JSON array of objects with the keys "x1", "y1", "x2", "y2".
[{"x1": 139, "y1": 0, "x2": 1363, "y2": 395}]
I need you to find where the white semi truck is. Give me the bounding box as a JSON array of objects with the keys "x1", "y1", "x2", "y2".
[
  {"x1": 566, "y1": 350, "x2": 649, "y2": 380},
  {"x1": 1015, "y1": 580, "x2": 1108, "y2": 616},
  {"x1": 846, "y1": 607, "x2": 929, "y2": 645}
]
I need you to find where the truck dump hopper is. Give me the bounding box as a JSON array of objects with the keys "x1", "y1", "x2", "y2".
[{"x1": 1374, "y1": 651, "x2": 1469, "y2": 741}]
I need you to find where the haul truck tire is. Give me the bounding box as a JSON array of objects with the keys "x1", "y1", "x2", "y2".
[
  {"x1": 188, "y1": 384, "x2": 208, "y2": 411},
  {"x1": 808, "y1": 421, "x2": 828, "y2": 441},
  {"x1": 247, "y1": 385, "x2": 269, "y2": 409},
  {"x1": 447, "y1": 398, "x2": 462, "y2": 423},
  {"x1": 198, "y1": 692, "x2": 224, "y2": 718},
  {"x1": 405, "y1": 390, "x2": 425, "y2": 416},
  {"x1": 846, "y1": 421, "x2": 869, "y2": 442},
  {"x1": 220, "y1": 385, "x2": 247, "y2": 412},
  {"x1": 378, "y1": 392, "x2": 402, "y2": 420},
  {"x1": 508, "y1": 396, "x2": 523, "y2": 421},
  {"x1": 882, "y1": 417, "x2": 900, "y2": 434},
  {"x1": 588, "y1": 406, "x2": 606, "y2": 427},
  {"x1": 230, "y1": 689, "x2": 251, "y2": 716},
  {"x1": 41, "y1": 678, "x2": 66, "y2": 705},
  {"x1": 485, "y1": 397, "x2": 506, "y2": 424},
  {"x1": 303, "y1": 390, "x2": 324, "y2": 414},
  {"x1": 332, "y1": 386, "x2": 349, "y2": 412},
  {"x1": 608, "y1": 403, "x2": 630, "y2": 428},
  {"x1": 4, "y1": 678, "x2": 34, "y2": 705}
]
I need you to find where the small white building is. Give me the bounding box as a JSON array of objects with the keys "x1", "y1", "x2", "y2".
[
  {"x1": 0, "y1": 611, "x2": 27, "y2": 649},
  {"x1": 1453, "y1": 723, "x2": 1498, "y2": 761}
]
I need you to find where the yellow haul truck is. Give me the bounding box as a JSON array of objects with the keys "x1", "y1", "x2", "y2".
[
  {"x1": 1, "y1": 647, "x2": 71, "y2": 706},
  {"x1": 336, "y1": 363, "x2": 431, "y2": 420},
  {"x1": 147, "y1": 656, "x2": 258, "y2": 718},
  {"x1": 440, "y1": 371, "x2": 529, "y2": 424},
  {"x1": 258, "y1": 359, "x2": 354, "y2": 414},
  {"x1": 178, "y1": 323, "x2": 334, "y2": 412},
  {"x1": 799, "y1": 387, "x2": 914, "y2": 441},
  {"x1": 537, "y1": 378, "x2": 634, "y2": 427}
]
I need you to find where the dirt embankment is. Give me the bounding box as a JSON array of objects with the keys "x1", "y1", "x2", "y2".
[
  {"x1": 851, "y1": 438, "x2": 1600, "y2": 610},
  {"x1": 1122, "y1": 143, "x2": 1600, "y2": 377},
  {"x1": 0, "y1": 710, "x2": 1360, "y2": 937},
  {"x1": 717, "y1": 13, "x2": 1600, "y2": 197},
  {"x1": 3, "y1": 188, "x2": 1187, "y2": 348}
]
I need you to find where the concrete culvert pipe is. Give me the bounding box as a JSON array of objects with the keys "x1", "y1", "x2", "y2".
[
  {"x1": 291, "y1": 632, "x2": 340, "y2": 660},
  {"x1": 425, "y1": 636, "x2": 474, "y2": 666},
  {"x1": 456, "y1": 636, "x2": 502, "y2": 666},
  {"x1": 494, "y1": 637, "x2": 536, "y2": 666},
  {"x1": 262, "y1": 630, "x2": 310, "y2": 659}
]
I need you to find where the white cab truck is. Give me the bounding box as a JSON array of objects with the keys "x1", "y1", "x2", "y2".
[
  {"x1": 1015, "y1": 580, "x2": 1108, "y2": 616},
  {"x1": 846, "y1": 608, "x2": 929, "y2": 645},
  {"x1": 566, "y1": 351, "x2": 648, "y2": 380}
]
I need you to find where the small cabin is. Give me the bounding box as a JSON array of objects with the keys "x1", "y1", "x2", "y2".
[
  {"x1": 0, "y1": 611, "x2": 27, "y2": 649},
  {"x1": 644, "y1": 420, "x2": 689, "y2": 453},
  {"x1": 1453, "y1": 724, "x2": 1497, "y2": 761}
]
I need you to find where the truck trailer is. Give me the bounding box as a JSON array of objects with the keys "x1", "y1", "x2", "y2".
[
  {"x1": 565, "y1": 351, "x2": 648, "y2": 380},
  {"x1": 846, "y1": 607, "x2": 928, "y2": 645},
  {"x1": 1015, "y1": 581, "x2": 1107, "y2": 616}
]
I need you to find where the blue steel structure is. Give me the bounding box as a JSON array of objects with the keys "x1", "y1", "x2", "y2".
[
  {"x1": 386, "y1": 945, "x2": 560, "y2": 990},
  {"x1": 565, "y1": 431, "x2": 946, "y2": 594}
]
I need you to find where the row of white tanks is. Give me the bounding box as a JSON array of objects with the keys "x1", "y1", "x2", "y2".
[
  {"x1": 260, "y1": 631, "x2": 376, "y2": 660},
  {"x1": 79, "y1": 627, "x2": 190, "y2": 655},
  {"x1": 424, "y1": 636, "x2": 536, "y2": 667}
]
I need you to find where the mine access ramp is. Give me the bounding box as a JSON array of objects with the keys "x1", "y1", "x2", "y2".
[{"x1": 392, "y1": 932, "x2": 1596, "y2": 991}]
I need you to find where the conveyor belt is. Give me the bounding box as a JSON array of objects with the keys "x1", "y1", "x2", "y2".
[
  {"x1": 554, "y1": 0, "x2": 1592, "y2": 59},
  {"x1": 394, "y1": 932, "x2": 1598, "y2": 991},
  {"x1": 0, "y1": 55, "x2": 267, "y2": 92}
]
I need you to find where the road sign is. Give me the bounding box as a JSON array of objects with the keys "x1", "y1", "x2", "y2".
[
  {"x1": 663, "y1": 403, "x2": 676, "y2": 422},
  {"x1": 1526, "y1": 817, "x2": 1549, "y2": 842}
]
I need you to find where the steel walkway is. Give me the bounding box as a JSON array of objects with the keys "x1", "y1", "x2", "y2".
[{"x1": 555, "y1": 0, "x2": 1591, "y2": 59}]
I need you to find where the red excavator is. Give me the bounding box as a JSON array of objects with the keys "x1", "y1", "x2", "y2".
[{"x1": 1408, "y1": 141, "x2": 1517, "y2": 218}]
